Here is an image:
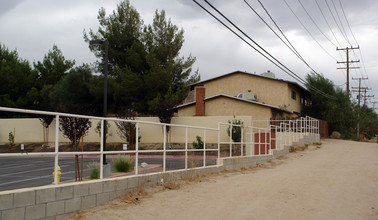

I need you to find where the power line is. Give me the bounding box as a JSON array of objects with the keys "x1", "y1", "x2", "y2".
[
  {"x1": 192, "y1": 0, "x2": 336, "y2": 100},
  {"x1": 330, "y1": 0, "x2": 351, "y2": 45},
  {"x1": 338, "y1": 0, "x2": 358, "y2": 45},
  {"x1": 315, "y1": 0, "x2": 342, "y2": 47},
  {"x1": 243, "y1": 0, "x2": 319, "y2": 74},
  {"x1": 297, "y1": 0, "x2": 337, "y2": 47},
  {"x1": 324, "y1": 0, "x2": 349, "y2": 45},
  {"x1": 283, "y1": 0, "x2": 338, "y2": 61},
  {"x1": 337, "y1": 0, "x2": 372, "y2": 90}
]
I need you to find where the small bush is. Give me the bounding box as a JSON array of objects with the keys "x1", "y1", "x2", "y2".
[
  {"x1": 304, "y1": 144, "x2": 309, "y2": 149},
  {"x1": 351, "y1": 134, "x2": 362, "y2": 142},
  {"x1": 227, "y1": 116, "x2": 244, "y2": 142},
  {"x1": 87, "y1": 162, "x2": 100, "y2": 179},
  {"x1": 192, "y1": 136, "x2": 204, "y2": 149},
  {"x1": 8, "y1": 131, "x2": 15, "y2": 147},
  {"x1": 113, "y1": 157, "x2": 134, "y2": 172},
  {"x1": 289, "y1": 146, "x2": 295, "y2": 152},
  {"x1": 331, "y1": 131, "x2": 341, "y2": 139}
]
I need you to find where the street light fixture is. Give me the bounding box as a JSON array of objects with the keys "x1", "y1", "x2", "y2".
[{"x1": 89, "y1": 39, "x2": 108, "y2": 165}]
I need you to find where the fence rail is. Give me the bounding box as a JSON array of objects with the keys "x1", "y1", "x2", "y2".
[{"x1": 0, "y1": 107, "x2": 319, "y2": 189}]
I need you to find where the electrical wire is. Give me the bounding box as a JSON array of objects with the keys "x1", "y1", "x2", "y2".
[
  {"x1": 283, "y1": 0, "x2": 338, "y2": 61},
  {"x1": 297, "y1": 0, "x2": 337, "y2": 47},
  {"x1": 324, "y1": 0, "x2": 349, "y2": 45},
  {"x1": 338, "y1": 0, "x2": 372, "y2": 90},
  {"x1": 315, "y1": 0, "x2": 342, "y2": 47},
  {"x1": 192, "y1": 0, "x2": 337, "y2": 100},
  {"x1": 331, "y1": 0, "x2": 351, "y2": 45},
  {"x1": 243, "y1": 0, "x2": 319, "y2": 75}
]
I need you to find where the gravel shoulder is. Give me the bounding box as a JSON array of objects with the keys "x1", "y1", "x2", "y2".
[{"x1": 70, "y1": 139, "x2": 378, "y2": 220}]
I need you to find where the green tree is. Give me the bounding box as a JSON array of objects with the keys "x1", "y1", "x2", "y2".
[
  {"x1": 49, "y1": 64, "x2": 98, "y2": 114},
  {"x1": 358, "y1": 105, "x2": 378, "y2": 139},
  {"x1": 84, "y1": 0, "x2": 145, "y2": 75},
  {"x1": 0, "y1": 44, "x2": 38, "y2": 112},
  {"x1": 34, "y1": 45, "x2": 75, "y2": 87},
  {"x1": 84, "y1": 0, "x2": 199, "y2": 116},
  {"x1": 303, "y1": 73, "x2": 355, "y2": 138}
]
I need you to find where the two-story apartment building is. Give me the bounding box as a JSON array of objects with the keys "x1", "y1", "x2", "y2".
[{"x1": 175, "y1": 71, "x2": 309, "y2": 120}]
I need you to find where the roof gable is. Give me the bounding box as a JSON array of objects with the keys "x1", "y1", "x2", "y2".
[
  {"x1": 175, "y1": 94, "x2": 292, "y2": 113},
  {"x1": 191, "y1": 71, "x2": 308, "y2": 94}
]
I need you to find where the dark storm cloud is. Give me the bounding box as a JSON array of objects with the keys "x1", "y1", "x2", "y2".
[
  {"x1": 0, "y1": 0, "x2": 25, "y2": 17},
  {"x1": 0, "y1": 0, "x2": 376, "y2": 105}
]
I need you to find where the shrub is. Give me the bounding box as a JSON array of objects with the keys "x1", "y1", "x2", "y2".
[
  {"x1": 331, "y1": 131, "x2": 341, "y2": 139},
  {"x1": 113, "y1": 157, "x2": 134, "y2": 172},
  {"x1": 8, "y1": 131, "x2": 15, "y2": 147},
  {"x1": 227, "y1": 116, "x2": 244, "y2": 142},
  {"x1": 289, "y1": 146, "x2": 295, "y2": 152},
  {"x1": 94, "y1": 121, "x2": 112, "y2": 138},
  {"x1": 351, "y1": 134, "x2": 362, "y2": 142},
  {"x1": 192, "y1": 136, "x2": 204, "y2": 149},
  {"x1": 87, "y1": 162, "x2": 100, "y2": 179}
]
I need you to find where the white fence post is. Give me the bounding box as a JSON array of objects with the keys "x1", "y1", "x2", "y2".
[
  {"x1": 203, "y1": 129, "x2": 206, "y2": 167},
  {"x1": 217, "y1": 123, "x2": 220, "y2": 158},
  {"x1": 100, "y1": 119, "x2": 104, "y2": 179},
  {"x1": 241, "y1": 127, "x2": 244, "y2": 156},
  {"x1": 54, "y1": 115, "x2": 59, "y2": 185},
  {"x1": 185, "y1": 127, "x2": 188, "y2": 169},
  {"x1": 229, "y1": 124, "x2": 232, "y2": 157},
  {"x1": 135, "y1": 122, "x2": 139, "y2": 175},
  {"x1": 163, "y1": 125, "x2": 166, "y2": 172}
]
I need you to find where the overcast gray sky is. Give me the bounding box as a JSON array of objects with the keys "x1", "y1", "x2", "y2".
[{"x1": 0, "y1": 0, "x2": 377, "y2": 109}]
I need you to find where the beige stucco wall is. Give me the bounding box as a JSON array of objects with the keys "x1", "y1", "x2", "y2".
[
  {"x1": 196, "y1": 72, "x2": 305, "y2": 114},
  {"x1": 204, "y1": 97, "x2": 272, "y2": 120},
  {"x1": 287, "y1": 85, "x2": 304, "y2": 113},
  {"x1": 177, "y1": 97, "x2": 272, "y2": 128},
  {"x1": 0, "y1": 116, "x2": 257, "y2": 145}
]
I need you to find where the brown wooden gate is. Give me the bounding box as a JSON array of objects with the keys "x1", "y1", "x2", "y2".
[{"x1": 254, "y1": 132, "x2": 276, "y2": 155}]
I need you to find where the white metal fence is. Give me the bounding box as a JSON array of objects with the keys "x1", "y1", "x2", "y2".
[{"x1": 0, "y1": 107, "x2": 319, "y2": 188}]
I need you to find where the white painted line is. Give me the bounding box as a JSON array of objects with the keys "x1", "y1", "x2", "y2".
[
  {"x1": 0, "y1": 168, "x2": 91, "y2": 187},
  {"x1": 0, "y1": 165, "x2": 70, "y2": 177}
]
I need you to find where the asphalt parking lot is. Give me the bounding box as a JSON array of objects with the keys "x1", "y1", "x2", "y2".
[{"x1": 0, "y1": 156, "x2": 216, "y2": 191}]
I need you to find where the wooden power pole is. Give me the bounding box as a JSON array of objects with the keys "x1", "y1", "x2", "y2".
[
  {"x1": 352, "y1": 77, "x2": 368, "y2": 137},
  {"x1": 337, "y1": 46, "x2": 360, "y2": 95}
]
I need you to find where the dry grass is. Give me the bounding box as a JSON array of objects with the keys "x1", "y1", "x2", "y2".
[
  {"x1": 295, "y1": 146, "x2": 305, "y2": 151},
  {"x1": 119, "y1": 186, "x2": 149, "y2": 205},
  {"x1": 69, "y1": 210, "x2": 84, "y2": 219}
]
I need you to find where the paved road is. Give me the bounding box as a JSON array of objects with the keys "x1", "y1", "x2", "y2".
[{"x1": 0, "y1": 156, "x2": 216, "y2": 191}]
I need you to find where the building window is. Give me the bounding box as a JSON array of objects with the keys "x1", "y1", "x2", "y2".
[{"x1": 291, "y1": 90, "x2": 296, "y2": 100}]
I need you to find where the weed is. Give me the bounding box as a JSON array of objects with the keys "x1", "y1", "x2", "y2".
[
  {"x1": 192, "y1": 136, "x2": 204, "y2": 149},
  {"x1": 304, "y1": 144, "x2": 309, "y2": 149},
  {"x1": 162, "y1": 180, "x2": 181, "y2": 190},
  {"x1": 87, "y1": 162, "x2": 100, "y2": 179},
  {"x1": 296, "y1": 146, "x2": 305, "y2": 151},
  {"x1": 8, "y1": 131, "x2": 15, "y2": 147},
  {"x1": 289, "y1": 146, "x2": 295, "y2": 152},
  {"x1": 331, "y1": 131, "x2": 341, "y2": 139},
  {"x1": 113, "y1": 157, "x2": 134, "y2": 172}
]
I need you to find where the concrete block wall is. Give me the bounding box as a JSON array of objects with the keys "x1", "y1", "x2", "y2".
[{"x1": 0, "y1": 142, "x2": 305, "y2": 220}]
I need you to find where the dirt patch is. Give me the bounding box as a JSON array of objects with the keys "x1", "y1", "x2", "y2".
[{"x1": 68, "y1": 139, "x2": 378, "y2": 220}]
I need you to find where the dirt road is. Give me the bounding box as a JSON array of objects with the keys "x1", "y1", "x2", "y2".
[{"x1": 71, "y1": 139, "x2": 378, "y2": 220}]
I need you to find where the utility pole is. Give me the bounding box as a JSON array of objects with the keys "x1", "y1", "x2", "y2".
[
  {"x1": 352, "y1": 77, "x2": 368, "y2": 137},
  {"x1": 362, "y1": 91, "x2": 374, "y2": 106},
  {"x1": 337, "y1": 46, "x2": 360, "y2": 95},
  {"x1": 371, "y1": 101, "x2": 378, "y2": 110}
]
